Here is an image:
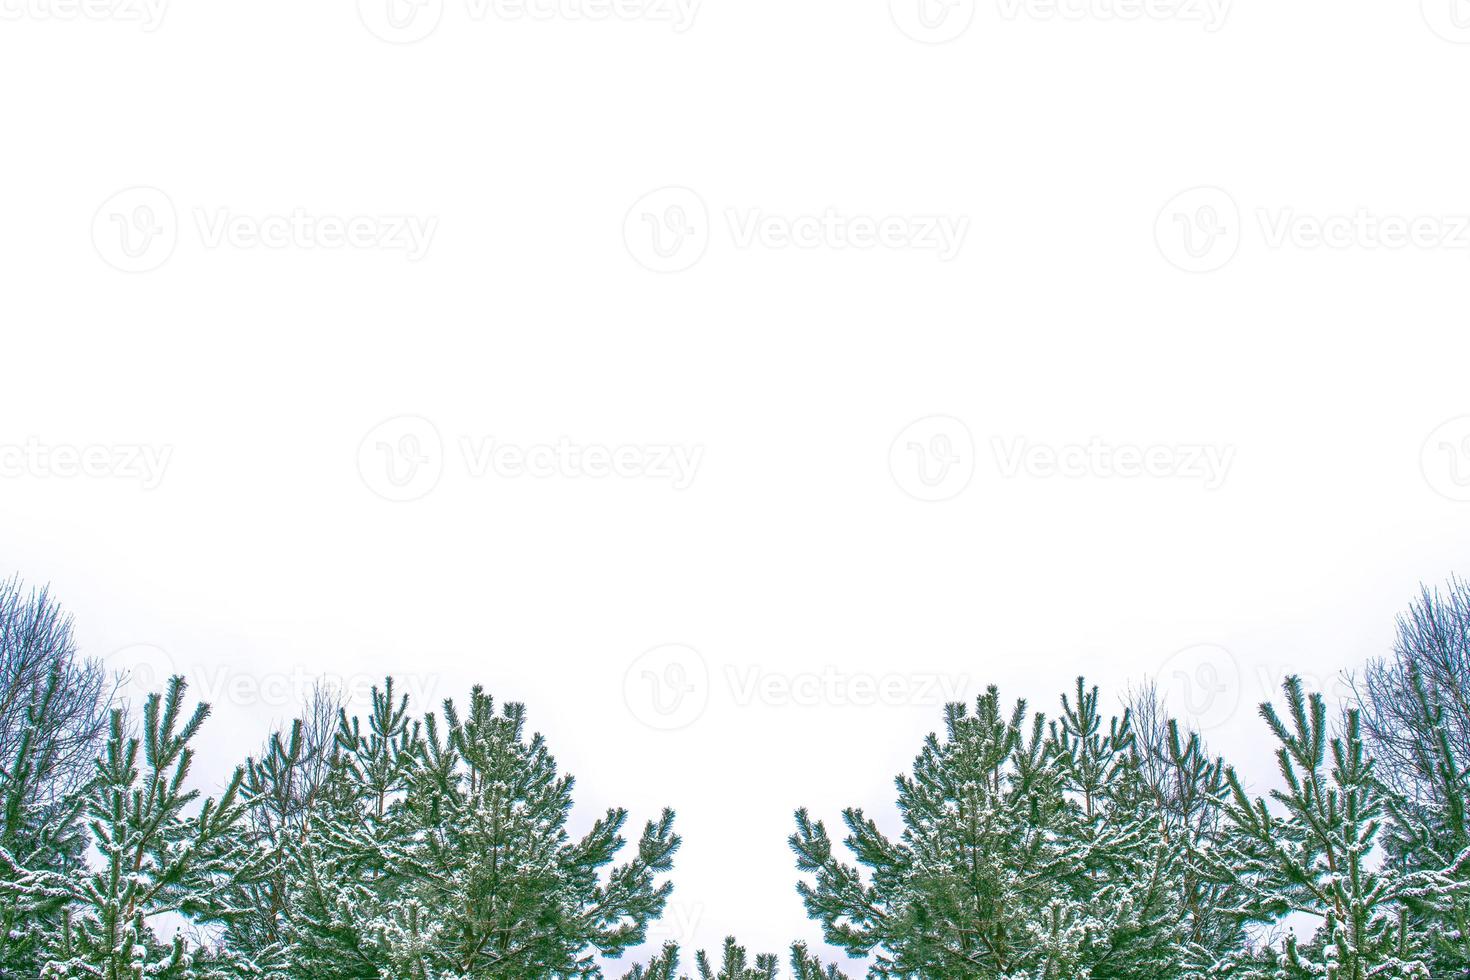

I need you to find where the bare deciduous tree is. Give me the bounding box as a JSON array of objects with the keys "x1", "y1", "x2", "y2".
[
  {"x1": 1355, "y1": 577, "x2": 1470, "y2": 804},
  {"x1": 0, "y1": 575, "x2": 114, "y2": 975},
  {"x1": 0, "y1": 575, "x2": 112, "y2": 805}
]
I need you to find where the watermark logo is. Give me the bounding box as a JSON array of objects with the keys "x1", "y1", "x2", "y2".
[
  {"x1": 1154, "y1": 643, "x2": 1241, "y2": 732},
  {"x1": 358, "y1": 416, "x2": 445, "y2": 502},
  {"x1": 726, "y1": 209, "x2": 969, "y2": 261},
  {"x1": 0, "y1": 0, "x2": 168, "y2": 30},
  {"x1": 1250, "y1": 663, "x2": 1351, "y2": 707},
  {"x1": 106, "y1": 643, "x2": 180, "y2": 704},
  {"x1": 1423, "y1": 0, "x2": 1470, "y2": 42},
  {"x1": 193, "y1": 209, "x2": 437, "y2": 259},
  {"x1": 1156, "y1": 186, "x2": 1240, "y2": 273},
  {"x1": 646, "y1": 900, "x2": 705, "y2": 945},
  {"x1": 625, "y1": 644, "x2": 709, "y2": 730},
  {"x1": 887, "y1": 417, "x2": 1233, "y2": 499},
  {"x1": 1257, "y1": 208, "x2": 1470, "y2": 251},
  {"x1": 0, "y1": 439, "x2": 173, "y2": 489},
  {"x1": 726, "y1": 666, "x2": 970, "y2": 709},
  {"x1": 992, "y1": 437, "x2": 1234, "y2": 489},
  {"x1": 105, "y1": 644, "x2": 440, "y2": 709},
  {"x1": 889, "y1": 416, "x2": 976, "y2": 503},
  {"x1": 358, "y1": 0, "x2": 444, "y2": 43},
  {"x1": 93, "y1": 187, "x2": 178, "y2": 273},
  {"x1": 1159, "y1": 187, "x2": 1470, "y2": 272},
  {"x1": 357, "y1": 417, "x2": 703, "y2": 500},
  {"x1": 890, "y1": 0, "x2": 976, "y2": 43},
  {"x1": 1423, "y1": 416, "x2": 1470, "y2": 502},
  {"x1": 459, "y1": 437, "x2": 702, "y2": 488},
  {"x1": 469, "y1": 0, "x2": 699, "y2": 30},
  {"x1": 1154, "y1": 646, "x2": 1354, "y2": 731},
  {"x1": 194, "y1": 665, "x2": 439, "y2": 709},
  {"x1": 361, "y1": 0, "x2": 698, "y2": 42},
  {"x1": 93, "y1": 187, "x2": 437, "y2": 272},
  {"x1": 626, "y1": 189, "x2": 970, "y2": 272},
  {"x1": 623, "y1": 646, "x2": 970, "y2": 730},
  {"x1": 996, "y1": 0, "x2": 1229, "y2": 30},
  {"x1": 625, "y1": 187, "x2": 710, "y2": 273}
]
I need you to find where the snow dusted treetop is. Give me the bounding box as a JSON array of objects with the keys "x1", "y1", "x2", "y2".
[
  {"x1": 1213, "y1": 676, "x2": 1430, "y2": 980},
  {"x1": 622, "y1": 936, "x2": 848, "y2": 980},
  {"x1": 30, "y1": 677, "x2": 254, "y2": 979},
  {"x1": 269, "y1": 679, "x2": 683, "y2": 980},
  {"x1": 790, "y1": 679, "x2": 1191, "y2": 980}
]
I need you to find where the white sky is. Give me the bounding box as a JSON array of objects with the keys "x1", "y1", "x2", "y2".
[{"x1": 4, "y1": 1, "x2": 1469, "y2": 974}]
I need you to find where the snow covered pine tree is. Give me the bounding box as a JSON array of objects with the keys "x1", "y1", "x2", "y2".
[
  {"x1": 789, "y1": 680, "x2": 1191, "y2": 979},
  {"x1": 621, "y1": 936, "x2": 847, "y2": 980},
  {"x1": 1128, "y1": 685, "x2": 1249, "y2": 974},
  {"x1": 1212, "y1": 676, "x2": 1431, "y2": 979},
  {"x1": 235, "y1": 679, "x2": 682, "y2": 979},
  {"x1": 23, "y1": 678, "x2": 253, "y2": 979},
  {"x1": 11, "y1": 571, "x2": 1470, "y2": 980}
]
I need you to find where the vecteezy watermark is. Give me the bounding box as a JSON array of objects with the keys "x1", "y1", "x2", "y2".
[
  {"x1": 106, "y1": 643, "x2": 180, "y2": 704},
  {"x1": 888, "y1": 418, "x2": 1233, "y2": 500},
  {"x1": 358, "y1": 416, "x2": 703, "y2": 501},
  {"x1": 725, "y1": 666, "x2": 970, "y2": 709},
  {"x1": 0, "y1": 0, "x2": 167, "y2": 29},
  {"x1": 890, "y1": 0, "x2": 1227, "y2": 42},
  {"x1": 1156, "y1": 187, "x2": 1241, "y2": 273},
  {"x1": 358, "y1": 0, "x2": 699, "y2": 43},
  {"x1": 1153, "y1": 643, "x2": 1241, "y2": 732},
  {"x1": 358, "y1": 416, "x2": 445, "y2": 503},
  {"x1": 889, "y1": 416, "x2": 976, "y2": 503},
  {"x1": 992, "y1": 437, "x2": 1235, "y2": 489},
  {"x1": 358, "y1": 0, "x2": 444, "y2": 42},
  {"x1": 193, "y1": 209, "x2": 437, "y2": 259},
  {"x1": 624, "y1": 188, "x2": 971, "y2": 273},
  {"x1": 0, "y1": 438, "x2": 172, "y2": 489},
  {"x1": 1152, "y1": 644, "x2": 1355, "y2": 732},
  {"x1": 1423, "y1": 416, "x2": 1470, "y2": 503},
  {"x1": 93, "y1": 187, "x2": 178, "y2": 273},
  {"x1": 726, "y1": 209, "x2": 969, "y2": 262},
  {"x1": 1257, "y1": 209, "x2": 1470, "y2": 252},
  {"x1": 996, "y1": 0, "x2": 1230, "y2": 30},
  {"x1": 623, "y1": 188, "x2": 710, "y2": 274},
  {"x1": 92, "y1": 186, "x2": 437, "y2": 272},
  {"x1": 1157, "y1": 186, "x2": 1470, "y2": 273},
  {"x1": 191, "y1": 664, "x2": 440, "y2": 709},
  {"x1": 645, "y1": 900, "x2": 705, "y2": 945},
  {"x1": 890, "y1": 0, "x2": 976, "y2": 42},
  {"x1": 624, "y1": 644, "x2": 710, "y2": 731},
  {"x1": 1250, "y1": 663, "x2": 1352, "y2": 707},
  {"x1": 458, "y1": 436, "x2": 702, "y2": 488},
  {"x1": 105, "y1": 643, "x2": 439, "y2": 709},
  {"x1": 623, "y1": 644, "x2": 971, "y2": 730},
  {"x1": 1423, "y1": 0, "x2": 1470, "y2": 42}
]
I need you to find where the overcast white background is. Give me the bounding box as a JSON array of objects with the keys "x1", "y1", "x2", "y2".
[{"x1": 3, "y1": 0, "x2": 1470, "y2": 972}]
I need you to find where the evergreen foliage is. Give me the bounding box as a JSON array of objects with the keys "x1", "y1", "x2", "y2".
[
  {"x1": 246, "y1": 680, "x2": 682, "y2": 979},
  {"x1": 15, "y1": 678, "x2": 251, "y2": 979},
  {"x1": 0, "y1": 577, "x2": 111, "y2": 978},
  {"x1": 622, "y1": 937, "x2": 848, "y2": 980},
  {"x1": 7, "y1": 573, "x2": 1470, "y2": 979},
  {"x1": 790, "y1": 680, "x2": 1191, "y2": 979},
  {"x1": 1204, "y1": 677, "x2": 1432, "y2": 978},
  {"x1": 0, "y1": 671, "x2": 93, "y2": 977},
  {"x1": 1358, "y1": 578, "x2": 1470, "y2": 976}
]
